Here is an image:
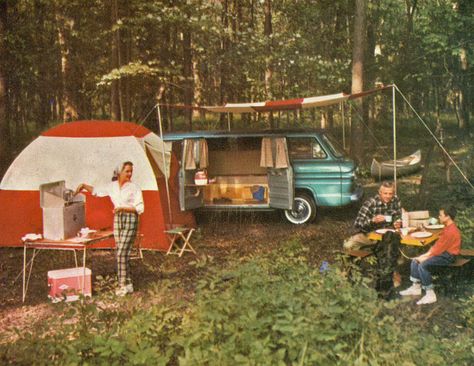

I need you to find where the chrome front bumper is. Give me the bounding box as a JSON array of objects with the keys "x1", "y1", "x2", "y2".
[{"x1": 350, "y1": 185, "x2": 364, "y2": 202}]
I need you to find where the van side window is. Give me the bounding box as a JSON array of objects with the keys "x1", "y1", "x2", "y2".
[{"x1": 288, "y1": 137, "x2": 327, "y2": 159}]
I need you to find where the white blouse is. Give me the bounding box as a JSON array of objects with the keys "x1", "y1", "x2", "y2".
[{"x1": 93, "y1": 181, "x2": 144, "y2": 215}]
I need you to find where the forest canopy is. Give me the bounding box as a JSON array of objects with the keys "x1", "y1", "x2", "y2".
[{"x1": 0, "y1": 0, "x2": 472, "y2": 171}]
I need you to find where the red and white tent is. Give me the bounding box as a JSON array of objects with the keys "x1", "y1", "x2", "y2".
[{"x1": 0, "y1": 120, "x2": 195, "y2": 249}]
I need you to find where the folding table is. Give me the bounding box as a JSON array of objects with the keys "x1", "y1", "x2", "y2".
[{"x1": 21, "y1": 229, "x2": 113, "y2": 302}]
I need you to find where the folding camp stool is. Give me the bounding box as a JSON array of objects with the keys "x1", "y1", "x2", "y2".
[{"x1": 165, "y1": 227, "x2": 196, "y2": 257}]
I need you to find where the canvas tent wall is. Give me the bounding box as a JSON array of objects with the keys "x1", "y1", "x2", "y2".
[{"x1": 0, "y1": 120, "x2": 195, "y2": 249}]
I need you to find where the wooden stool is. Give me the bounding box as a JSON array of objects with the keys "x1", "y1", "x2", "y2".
[{"x1": 165, "y1": 227, "x2": 196, "y2": 257}]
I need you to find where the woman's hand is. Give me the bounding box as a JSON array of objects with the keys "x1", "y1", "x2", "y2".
[
  {"x1": 75, "y1": 183, "x2": 93, "y2": 195},
  {"x1": 75, "y1": 184, "x2": 84, "y2": 196}
]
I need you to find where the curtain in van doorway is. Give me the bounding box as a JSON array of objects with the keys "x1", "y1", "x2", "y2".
[
  {"x1": 184, "y1": 139, "x2": 209, "y2": 170},
  {"x1": 184, "y1": 140, "x2": 196, "y2": 170},
  {"x1": 260, "y1": 137, "x2": 288, "y2": 168},
  {"x1": 260, "y1": 138, "x2": 273, "y2": 167},
  {"x1": 275, "y1": 138, "x2": 289, "y2": 168},
  {"x1": 199, "y1": 139, "x2": 209, "y2": 168}
]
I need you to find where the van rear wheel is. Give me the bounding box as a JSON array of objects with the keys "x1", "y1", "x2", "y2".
[{"x1": 284, "y1": 193, "x2": 316, "y2": 225}]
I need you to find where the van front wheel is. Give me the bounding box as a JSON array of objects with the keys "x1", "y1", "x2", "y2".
[{"x1": 284, "y1": 194, "x2": 316, "y2": 225}]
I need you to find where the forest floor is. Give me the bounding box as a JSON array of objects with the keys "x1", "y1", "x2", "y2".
[
  {"x1": 0, "y1": 179, "x2": 473, "y2": 345},
  {"x1": 0, "y1": 204, "x2": 355, "y2": 342}
]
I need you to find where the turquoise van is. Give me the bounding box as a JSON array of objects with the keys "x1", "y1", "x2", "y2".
[{"x1": 163, "y1": 129, "x2": 363, "y2": 224}]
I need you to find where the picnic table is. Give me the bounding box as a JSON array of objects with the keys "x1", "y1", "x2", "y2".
[
  {"x1": 365, "y1": 227, "x2": 472, "y2": 267},
  {"x1": 21, "y1": 229, "x2": 114, "y2": 302},
  {"x1": 367, "y1": 228, "x2": 442, "y2": 247}
]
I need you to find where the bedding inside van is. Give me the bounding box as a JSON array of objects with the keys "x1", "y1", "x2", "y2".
[{"x1": 203, "y1": 137, "x2": 269, "y2": 206}]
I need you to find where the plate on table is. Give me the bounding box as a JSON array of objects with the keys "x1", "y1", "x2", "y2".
[
  {"x1": 425, "y1": 224, "x2": 444, "y2": 230},
  {"x1": 411, "y1": 231, "x2": 432, "y2": 238},
  {"x1": 376, "y1": 228, "x2": 396, "y2": 234}
]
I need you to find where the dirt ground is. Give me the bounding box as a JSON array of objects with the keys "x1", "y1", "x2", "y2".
[
  {"x1": 0, "y1": 206, "x2": 357, "y2": 340},
  {"x1": 1, "y1": 203, "x2": 472, "y2": 344}
]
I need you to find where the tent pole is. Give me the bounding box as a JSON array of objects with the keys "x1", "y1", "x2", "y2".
[
  {"x1": 341, "y1": 101, "x2": 346, "y2": 150},
  {"x1": 392, "y1": 85, "x2": 397, "y2": 193},
  {"x1": 157, "y1": 105, "x2": 173, "y2": 223}
]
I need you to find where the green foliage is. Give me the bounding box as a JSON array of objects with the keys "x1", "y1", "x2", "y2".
[
  {"x1": 457, "y1": 206, "x2": 474, "y2": 247},
  {"x1": 2, "y1": 240, "x2": 473, "y2": 365}
]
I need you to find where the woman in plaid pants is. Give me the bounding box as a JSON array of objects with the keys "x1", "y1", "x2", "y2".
[{"x1": 75, "y1": 161, "x2": 144, "y2": 296}]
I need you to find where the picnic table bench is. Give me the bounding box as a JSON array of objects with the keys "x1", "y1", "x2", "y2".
[{"x1": 344, "y1": 240, "x2": 473, "y2": 268}]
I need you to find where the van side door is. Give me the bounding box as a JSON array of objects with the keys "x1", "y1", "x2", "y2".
[
  {"x1": 179, "y1": 139, "x2": 204, "y2": 210},
  {"x1": 266, "y1": 137, "x2": 294, "y2": 209}
]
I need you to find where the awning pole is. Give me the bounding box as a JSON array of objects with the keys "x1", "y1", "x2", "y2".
[
  {"x1": 227, "y1": 112, "x2": 231, "y2": 131},
  {"x1": 392, "y1": 85, "x2": 397, "y2": 193},
  {"x1": 157, "y1": 105, "x2": 173, "y2": 223},
  {"x1": 341, "y1": 101, "x2": 346, "y2": 150}
]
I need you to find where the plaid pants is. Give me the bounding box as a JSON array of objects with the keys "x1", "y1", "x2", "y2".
[{"x1": 114, "y1": 212, "x2": 138, "y2": 286}]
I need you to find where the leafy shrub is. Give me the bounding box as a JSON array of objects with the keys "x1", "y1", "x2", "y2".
[
  {"x1": 457, "y1": 206, "x2": 474, "y2": 248},
  {"x1": 173, "y1": 241, "x2": 473, "y2": 365},
  {"x1": 1, "y1": 240, "x2": 473, "y2": 365}
]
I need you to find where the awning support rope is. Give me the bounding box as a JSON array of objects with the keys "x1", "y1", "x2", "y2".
[
  {"x1": 394, "y1": 84, "x2": 473, "y2": 190},
  {"x1": 346, "y1": 100, "x2": 392, "y2": 160}
]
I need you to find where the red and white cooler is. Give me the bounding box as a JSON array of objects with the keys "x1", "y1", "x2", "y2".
[{"x1": 47, "y1": 267, "x2": 92, "y2": 302}]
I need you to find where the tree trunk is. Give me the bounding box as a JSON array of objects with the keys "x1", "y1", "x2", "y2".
[
  {"x1": 56, "y1": 10, "x2": 79, "y2": 122},
  {"x1": 121, "y1": 0, "x2": 132, "y2": 121},
  {"x1": 264, "y1": 0, "x2": 274, "y2": 128},
  {"x1": 192, "y1": 58, "x2": 204, "y2": 119},
  {"x1": 320, "y1": 112, "x2": 327, "y2": 129},
  {"x1": 350, "y1": 0, "x2": 366, "y2": 163},
  {"x1": 219, "y1": 0, "x2": 229, "y2": 129},
  {"x1": 457, "y1": 47, "x2": 470, "y2": 132},
  {"x1": 34, "y1": 0, "x2": 50, "y2": 128},
  {"x1": 183, "y1": 28, "x2": 193, "y2": 130},
  {"x1": 0, "y1": 0, "x2": 10, "y2": 173},
  {"x1": 110, "y1": 0, "x2": 121, "y2": 120}
]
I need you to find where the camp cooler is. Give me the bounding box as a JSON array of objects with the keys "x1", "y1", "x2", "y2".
[{"x1": 48, "y1": 267, "x2": 92, "y2": 302}]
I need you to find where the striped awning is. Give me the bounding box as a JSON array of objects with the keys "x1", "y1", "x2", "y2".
[{"x1": 159, "y1": 85, "x2": 392, "y2": 113}]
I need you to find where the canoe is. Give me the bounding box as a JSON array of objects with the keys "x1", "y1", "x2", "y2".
[{"x1": 370, "y1": 150, "x2": 421, "y2": 180}]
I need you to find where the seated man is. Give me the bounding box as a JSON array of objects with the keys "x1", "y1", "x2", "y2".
[
  {"x1": 344, "y1": 181, "x2": 402, "y2": 250},
  {"x1": 399, "y1": 206, "x2": 461, "y2": 305}
]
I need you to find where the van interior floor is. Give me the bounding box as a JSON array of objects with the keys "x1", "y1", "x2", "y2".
[{"x1": 202, "y1": 176, "x2": 269, "y2": 207}]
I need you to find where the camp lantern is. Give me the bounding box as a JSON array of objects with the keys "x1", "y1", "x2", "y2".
[{"x1": 39, "y1": 181, "x2": 86, "y2": 240}]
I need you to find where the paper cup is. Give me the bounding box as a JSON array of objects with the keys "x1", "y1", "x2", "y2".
[{"x1": 384, "y1": 215, "x2": 392, "y2": 223}]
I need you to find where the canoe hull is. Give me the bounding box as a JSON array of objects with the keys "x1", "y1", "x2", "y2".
[{"x1": 371, "y1": 150, "x2": 422, "y2": 180}]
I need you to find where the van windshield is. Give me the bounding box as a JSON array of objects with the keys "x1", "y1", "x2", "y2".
[{"x1": 321, "y1": 134, "x2": 344, "y2": 158}]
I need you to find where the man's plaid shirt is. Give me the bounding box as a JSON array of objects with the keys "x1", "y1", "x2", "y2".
[{"x1": 353, "y1": 195, "x2": 402, "y2": 234}]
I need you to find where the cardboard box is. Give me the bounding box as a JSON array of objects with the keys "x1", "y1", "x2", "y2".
[{"x1": 48, "y1": 267, "x2": 92, "y2": 302}]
